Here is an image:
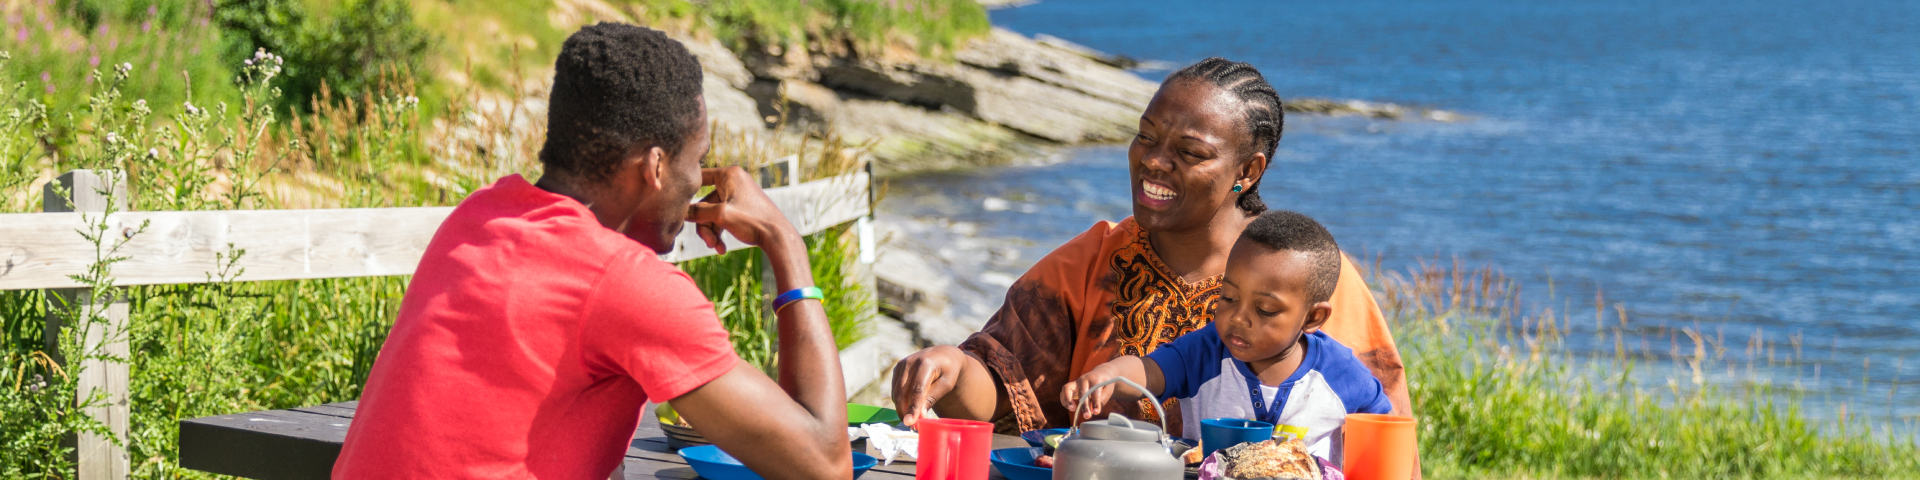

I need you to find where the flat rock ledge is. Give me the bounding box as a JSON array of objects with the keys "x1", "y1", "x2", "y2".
[{"x1": 677, "y1": 28, "x2": 1460, "y2": 176}]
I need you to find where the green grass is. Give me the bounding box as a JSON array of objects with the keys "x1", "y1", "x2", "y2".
[
  {"x1": 1, "y1": 0, "x2": 240, "y2": 119},
  {"x1": 1378, "y1": 262, "x2": 1920, "y2": 479}
]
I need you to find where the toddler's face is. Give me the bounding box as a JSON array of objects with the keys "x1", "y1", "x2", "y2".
[{"x1": 1213, "y1": 242, "x2": 1326, "y2": 364}]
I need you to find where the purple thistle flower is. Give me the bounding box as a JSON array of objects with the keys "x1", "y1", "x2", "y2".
[
  {"x1": 149, "y1": 5, "x2": 158, "y2": 17},
  {"x1": 90, "y1": 55, "x2": 100, "y2": 67},
  {"x1": 142, "y1": 20, "x2": 151, "y2": 33}
]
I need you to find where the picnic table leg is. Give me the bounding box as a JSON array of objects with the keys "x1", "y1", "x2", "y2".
[{"x1": 44, "y1": 170, "x2": 133, "y2": 480}]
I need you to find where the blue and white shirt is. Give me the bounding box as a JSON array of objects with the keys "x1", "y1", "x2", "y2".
[{"x1": 1146, "y1": 325, "x2": 1393, "y2": 460}]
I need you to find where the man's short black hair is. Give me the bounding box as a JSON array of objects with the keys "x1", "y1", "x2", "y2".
[
  {"x1": 1240, "y1": 210, "x2": 1342, "y2": 304},
  {"x1": 539, "y1": 23, "x2": 704, "y2": 183}
]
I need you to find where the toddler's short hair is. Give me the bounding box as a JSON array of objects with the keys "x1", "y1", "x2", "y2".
[{"x1": 1239, "y1": 210, "x2": 1342, "y2": 304}]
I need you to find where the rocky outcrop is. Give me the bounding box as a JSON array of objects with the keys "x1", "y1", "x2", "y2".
[
  {"x1": 671, "y1": 33, "x2": 767, "y2": 130},
  {"x1": 710, "y1": 28, "x2": 1160, "y2": 173},
  {"x1": 678, "y1": 27, "x2": 1463, "y2": 175}
]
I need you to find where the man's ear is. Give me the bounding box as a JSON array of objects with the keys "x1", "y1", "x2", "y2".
[
  {"x1": 1240, "y1": 151, "x2": 1269, "y2": 188},
  {"x1": 1300, "y1": 300, "x2": 1333, "y2": 334},
  {"x1": 637, "y1": 146, "x2": 667, "y2": 191}
]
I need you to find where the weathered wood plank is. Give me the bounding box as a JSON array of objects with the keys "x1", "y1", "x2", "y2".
[
  {"x1": 0, "y1": 172, "x2": 870, "y2": 290},
  {"x1": 178, "y1": 409, "x2": 351, "y2": 480},
  {"x1": 1, "y1": 207, "x2": 452, "y2": 290},
  {"x1": 178, "y1": 400, "x2": 996, "y2": 480}
]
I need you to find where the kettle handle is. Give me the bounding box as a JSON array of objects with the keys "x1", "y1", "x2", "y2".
[{"x1": 1067, "y1": 376, "x2": 1171, "y2": 442}]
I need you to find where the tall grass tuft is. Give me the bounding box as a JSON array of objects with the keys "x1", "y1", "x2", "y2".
[{"x1": 1377, "y1": 259, "x2": 1920, "y2": 479}]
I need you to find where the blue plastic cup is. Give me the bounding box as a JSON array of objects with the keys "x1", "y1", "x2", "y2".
[{"x1": 1200, "y1": 418, "x2": 1274, "y2": 459}]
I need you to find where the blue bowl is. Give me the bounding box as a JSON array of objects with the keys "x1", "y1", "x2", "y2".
[
  {"x1": 679, "y1": 445, "x2": 879, "y2": 480},
  {"x1": 1019, "y1": 428, "x2": 1070, "y2": 448},
  {"x1": 989, "y1": 447, "x2": 1054, "y2": 480}
]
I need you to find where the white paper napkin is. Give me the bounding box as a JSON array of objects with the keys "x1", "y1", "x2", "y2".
[{"x1": 859, "y1": 423, "x2": 920, "y2": 465}]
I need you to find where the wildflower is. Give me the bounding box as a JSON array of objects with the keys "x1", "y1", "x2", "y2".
[
  {"x1": 105, "y1": 132, "x2": 118, "y2": 144},
  {"x1": 147, "y1": 148, "x2": 158, "y2": 159},
  {"x1": 185, "y1": 101, "x2": 199, "y2": 115},
  {"x1": 245, "y1": 59, "x2": 253, "y2": 66}
]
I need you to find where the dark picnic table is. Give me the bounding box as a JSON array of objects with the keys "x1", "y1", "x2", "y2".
[{"x1": 178, "y1": 401, "x2": 1028, "y2": 480}]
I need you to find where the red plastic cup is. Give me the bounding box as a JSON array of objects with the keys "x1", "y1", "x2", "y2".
[
  {"x1": 1342, "y1": 413, "x2": 1418, "y2": 480},
  {"x1": 915, "y1": 418, "x2": 993, "y2": 480}
]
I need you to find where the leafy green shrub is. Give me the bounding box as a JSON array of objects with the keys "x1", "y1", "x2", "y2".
[{"x1": 215, "y1": 0, "x2": 433, "y2": 112}]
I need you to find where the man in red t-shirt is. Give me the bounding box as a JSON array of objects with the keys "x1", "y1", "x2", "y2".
[{"x1": 334, "y1": 23, "x2": 852, "y2": 479}]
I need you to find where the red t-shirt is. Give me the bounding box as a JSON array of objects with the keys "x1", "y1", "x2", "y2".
[{"x1": 334, "y1": 175, "x2": 738, "y2": 479}]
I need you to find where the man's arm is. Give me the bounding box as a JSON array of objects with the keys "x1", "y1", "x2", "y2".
[{"x1": 673, "y1": 167, "x2": 850, "y2": 479}]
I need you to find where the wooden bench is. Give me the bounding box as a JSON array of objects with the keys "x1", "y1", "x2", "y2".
[{"x1": 178, "y1": 402, "x2": 1027, "y2": 479}]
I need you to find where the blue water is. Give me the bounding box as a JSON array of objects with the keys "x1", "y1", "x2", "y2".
[{"x1": 880, "y1": 0, "x2": 1919, "y2": 422}]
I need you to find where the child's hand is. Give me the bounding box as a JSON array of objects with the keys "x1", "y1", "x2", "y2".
[{"x1": 1061, "y1": 366, "x2": 1121, "y2": 421}]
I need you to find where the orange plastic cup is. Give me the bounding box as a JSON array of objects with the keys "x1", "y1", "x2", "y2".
[{"x1": 1341, "y1": 413, "x2": 1418, "y2": 480}]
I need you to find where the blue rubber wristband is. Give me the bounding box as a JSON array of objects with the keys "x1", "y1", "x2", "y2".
[{"x1": 773, "y1": 286, "x2": 825, "y2": 312}]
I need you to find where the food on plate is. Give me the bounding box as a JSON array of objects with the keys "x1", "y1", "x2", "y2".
[
  {"x1": 656, "y1": 402, "x2": 692, "y2": 427},
  {"x1": 1220, "y1": 438, "x2": 1318, "y2": 480},
  {"x1": 1035, "y1": 455, "x2": 1055, "y2": 468},
  {"x1": 1182, "y1": 443, "x2": 1204, "y2": 464}
]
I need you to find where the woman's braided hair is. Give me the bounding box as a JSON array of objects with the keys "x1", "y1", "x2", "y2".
[{"x1": 1165, "y1": 57, "x2": 1283, "y2": 215}]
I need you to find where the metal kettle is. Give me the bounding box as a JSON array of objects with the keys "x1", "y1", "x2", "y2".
[{"x1": 1052, "y1": 377, "x2": 1184, "y2": 480}]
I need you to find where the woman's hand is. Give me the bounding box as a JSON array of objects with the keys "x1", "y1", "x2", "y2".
[{"x1": 890, "y1": 345, "x2": 999, "y2": 427}]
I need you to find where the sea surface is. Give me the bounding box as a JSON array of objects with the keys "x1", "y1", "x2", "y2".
[{"x1": 877, "y1": 0, "x2": 1918, "y2": 423}]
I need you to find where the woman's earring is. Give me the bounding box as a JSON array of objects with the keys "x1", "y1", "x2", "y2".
[{"x1": 1231, "y1": 184, "x2": 1243, "y2": 193}]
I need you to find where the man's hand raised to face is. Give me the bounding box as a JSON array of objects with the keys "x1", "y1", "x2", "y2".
[{"x1": 685, "y1": 166, "x2": 796, "y2": 253}]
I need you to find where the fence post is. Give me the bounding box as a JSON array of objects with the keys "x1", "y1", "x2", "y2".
[{"x1": 43, "y1": 170, "x2": 132, "y2": 480}]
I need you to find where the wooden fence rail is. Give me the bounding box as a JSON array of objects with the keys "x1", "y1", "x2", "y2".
[{"x1": 0, "y1": 170, "x2": 871, "y2": 290}]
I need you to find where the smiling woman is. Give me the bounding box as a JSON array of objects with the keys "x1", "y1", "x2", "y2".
[{"x1": 888, "y1": 58, "x2": 1413, "y2": 439}]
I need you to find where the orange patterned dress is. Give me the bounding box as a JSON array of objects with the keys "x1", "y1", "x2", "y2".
[{"x1": 959, "y1": 217, "x2": 1407, "y2": 435}]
